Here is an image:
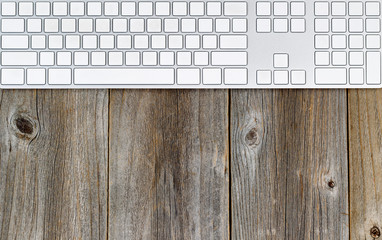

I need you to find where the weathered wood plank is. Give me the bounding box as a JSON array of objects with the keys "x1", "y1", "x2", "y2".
[
  {"x1": 230, "y1": 90, "x2": 349, "y2": 239},
  {"x1": 0, "y1": 90, "x2": 108, "y2": 240},
  {"x1": 349, "y1": 89, "x2": 382, "y2": 240},
  {"x1": 109, "y1": 90, "x2": 229, "y2": 240}
]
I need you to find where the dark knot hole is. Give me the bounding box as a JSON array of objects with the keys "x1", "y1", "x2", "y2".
[
  {"x1": 371, "y1": 226, "x2": 381, "y2": 239},
  {"x1": 15, "y1": 117, "x2": 34, "y2": 135}
]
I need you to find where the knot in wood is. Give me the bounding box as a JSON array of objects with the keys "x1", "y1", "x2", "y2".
[
  {"x1": 11, "y1": 113, "x2": 38, "y2": 139},
  {"x1": 328, "y1": 180, "x2": 335, "y2": 189},
  {"x1": 245, "y1": 128, "x2": 260, "y2": 146},
  {"x1": 371, "y1": 226, "x2": 381, "y2": 239}
]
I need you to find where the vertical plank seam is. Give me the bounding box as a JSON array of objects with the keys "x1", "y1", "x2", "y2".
[
  {"x1": 228, "y1": 90, "x2": 232, "y2": 240},
  {"x1": 107, "y1": 89, "x2": 111, "y2": 240},
  {"x1": 347, "y1": 89, "x2": 351, "y2": 240}
]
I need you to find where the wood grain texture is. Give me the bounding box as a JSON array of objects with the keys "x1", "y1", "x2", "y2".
[
  {"x1": 349, "y1": 89, "x2": 382, "y2": 240},
  {"x1": 230, "y1": 90, "x2": 349, "y2": 240},
  {"x1": 108, "y1": 90, "x2": 229, "y2": 240},
  {"x1": 0, "y1": 90, "x2": 108, "y2": 240}
]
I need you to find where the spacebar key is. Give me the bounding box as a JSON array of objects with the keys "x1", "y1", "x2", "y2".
[{"x1": 74, "y1": 68, "x2": 175, "y2": 85}]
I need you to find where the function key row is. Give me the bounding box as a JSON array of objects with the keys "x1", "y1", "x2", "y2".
[
  {"x1": 315, "y1": 1, "x2": 380, "y2": 16},
  {"x1": 256, "y1": 1, "x2": 306, "y2": 16},
  {"x1": 1, "y1": 1, "x2": 247, "y2": 17}
]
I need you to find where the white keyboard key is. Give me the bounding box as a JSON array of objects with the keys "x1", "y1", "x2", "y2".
[
  {"x1": 109, "y1": 52, "x2": 123, "y2": 66},
  {"x1": 83, "y1": 35, "x2": 97, "y2": 49},
  {"x1": 212, "y1": 52, "x2": 247, "y2": 66},
  {"x1": 256, "y1": 2, "x2": 271, "y2": 16},
  {"x1": 349, "y1": 19, "x2": 363, "y2": 33},
  {"x1": 79, "y1": 19, "x2": 93, "y2": 33},
  {"x1": 224, "y1": 2, "x2": 247, "y2": 16},
  {"x1": 349, "y1": 35, "x2": 364, "y2": 49},
  {"x1": 315, "y1": 19, "x2": 330, "y2": 33},
  {"x1": 291, "y1": 19, "x2": 305, "y2": 32},
  {"x1": 366, "y1": 35, "x2": 381, "y2": 49},
  {"x1": 274, "y1": 70, "x2": 289, "y2": 85},
  {"x1": 291, "y1": 2, "x2": 305, "y2": 16},
  {"x1": 2, "y1": 2, "x2": 16, "y2": 16},
  {"x1": 366, "y1": 2, "x2": 380, "y2": 16},
  {"x1": 1, "y1": 52, "x2": 37, "y2": 65},
  {"x1": 151, "y1": 35, "x2": 166, "y2": 49},
  {"x1": 349, "y1": 51, "x2": 364, "y2": 65},
  {"x1": 257, "y1": 19, "x2": 271, "y2": 33},
  {"x1": 19, "y1": 2, "x2": 33, "y2": 16},
  {"x1": 315, "y1": 68, "x2": 347, "y2": 84},
  {"x1": 332, "y1": 51, "x2": 347, "y2": 65},
  {"x1": 31, "y1": 35, "x2": 45, "y2": 49},
  {"x1": 332, "y1": 35, "x2": 347, "y2": 49},
  {"x1": 177, "y1": 51, "x2": 192, "y2": 65},
  {"x1": 48, "y1": 35, "x2": 63, "y2": 49},
  {"x1": 74, "y1": 69, "x2": 175, "y2": 85},
  {"x1": 143, "y1": 51, "x2": 157, "y2": 66},
  {"x1": 121, "y1": 2, "x2": 135, "y2": 16},
  {"x1": 36, "y1": 2, "x2": 50, "y2": 16},
  {"x1": 57, "y1": 52, "x2": 72, "y2": 66},
  {"x1": 96, "y1": 19, "x2": 110, "y2": 32},
  {"x1": 190, "y1": 2, "x2": 204, "y2": 16},
  {"x1": 147, "y1": 19, "x2": 162, "y2": 33},
  {"x1": 66, "y1": 35, "x2": 80, "y2": 49},
  {"x1": 274, "y1": 2, "x2": 288, "y2": 16},
  {"x1": 91, "y1": 52, "x2": 106, "y2": 66},
  {"x1": 156, "y1": 2, "x2": 170, "y2": 16},
  {"x1": 130, "y1": 19, "x2": 145, "y2": 32},
  {"x1": 366, "y1": 19, "x2": 381, "y2": 33},
  {"x1": 315, "y1": 2, "x2": 329, "y2": 16},
  {"x1": 220, "y1": 35, "x2": 247, "y2": 49},
  {"x1": 105, "y1": 2, "x2": 119, "y2": 16},
  {"x1": 87, "y1": 2, "x2": 102, "y2": 16},
  {"x1": 139, "y1": 2, "x2": 153, "y2": 16},
  {"x1": 160, "y1": 52, "x2": 175, "y2": 65},
  {"x1": 366, "y1": 52, "x2": 381, "y2": 84},
  {"x1": 125, "y1": 52, "x2": 140, "y2": 65},
  {"x1": 203, "y1": 68, "x2": 221, "y2": 85},
  {"x1": 117, "y1": 35, "x2": 132, "y2": 49},
  {"x1": 332, "y1": 18, "x2": 346, "y2": 33},
  {"x1": 207, "y1": 2, "x2": 221, "y2": 16},
  {"x1": 332, "y1": 2, "x2": 346, "y2": 16},
  {"x1": 257, "y1": 70, "x2": 272, "y2": 85},
  {"x1": 45, "y1": 19, "x2": 59, "y2": 33},
  {"x1": 169, "y1": 35, "x2": 183, "y2": 49},
  {"x1": 113, "y1": 19, "x2": 128, "y2": 32},
  {"x1": 349, "y1": 68, "x2": 364, "y2": 84},
  {"x1": 49, "y1": 69, "x2": 71, "y2": 85},
  {"x1": 100, "y1": 35, "x2": 115, "y2": 49},
  {"x1": 27, "y1": 19, "x2": 42, "y2": 32},
  {"x1": 40, "y1": 52, "x2": 55, "y2": 66},
  {"x1": 225, "y1": 68, "x2": 247, "y2": 85},
  {"x1": 315, "y1": 35, "x2": 330, "y2": 49},
  {"x1": 194, "y1": 51, "x2": 209, "y2": 65},
  {"x1": 177, "y1": 68, "x2": 200, "y2": 85},
  {"x1": 62, "y1": 19, "x2": 76, "y2": 33},
  {"x1": 134, "y1": 35, "x2": 149, "y2": 49},
  {"x1": 27, "y1": 69, "x2": 46, "y2": 85},
  {"x1": 1, "y1": 35, "x2": 28, "y2": 49},
  {"x1": 349, "y1": 2, "x2": 363, "y2": 16},
  {"x1": 182, "y1": 19, "x2": 196, "y2": 32},
  {"x1": 291, "y1": 70, "x2": 306, "y2": 85},
  {"x1": 74, "y1": 52, "x2": 89, "y2": 66},
  {"x1": 199, "y1": 19, "x2": 213, "y2": 33},
  {"x1": 173, "y1": 2, "x2": 187, "y2": 16},
  {"x1": 164, "y1": 19, "x2": 179, "y2": 32},
  {"x1": 1, "y1": 19, "x2": 24, "y2": 32},
  {"x1": 53, "y1": 2, "x2": 68, "y2": 16},
  {"x1": 232, "y1": 19, "x2": 247, "y2": 33},
  {"x1": 216, "y1": 19, "x2": 230, "y2": 32},
  {"x1": 70, "y1": 2, "x2": 85, "y2": 16},
  {"x1": 274, "y1": 18, "x2": 288, "y2": 33},
  {"x1": 1, "y1": 69, "x2": 24, "y2": 85},
  {"x1": 273, "y1": 53, "x2": 289, "y2": 68},
  {"x1": 185, "y1": 35, "x2": 200, "y2": 49},
  {"x1": 315, "y1": 51, "x2": 330, "y2": 65},
  {"x1": 202, "y1": 35, "x2": 217, "y2": 49}
]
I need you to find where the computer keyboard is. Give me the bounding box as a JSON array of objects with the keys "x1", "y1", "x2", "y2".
[{"x1": 0, "y1": 0, "x2": 381, "y2": 88}]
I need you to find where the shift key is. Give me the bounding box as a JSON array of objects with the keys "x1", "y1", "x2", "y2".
[
  {"x1": 212, "y1": 52, "x2": 247, "y2": 66},
  {"x1": 1, "y1": 52, "x2": 37, "y2": 66}
]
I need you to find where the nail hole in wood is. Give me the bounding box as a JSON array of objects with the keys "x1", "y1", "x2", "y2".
[
  {"x1": 245, "y1": 128, "x2": 259, "y2": 146},
  {"x1": 328, "y1": 180, "x2": 335, "y2": 189},
  {"x1": 371, "y1": 226, "x2": 381, "y2": 239}
]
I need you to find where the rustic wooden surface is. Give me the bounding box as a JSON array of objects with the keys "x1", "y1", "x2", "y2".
[{"x1": 0, "y1": 89, "x2": 381, "y2": 240}]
